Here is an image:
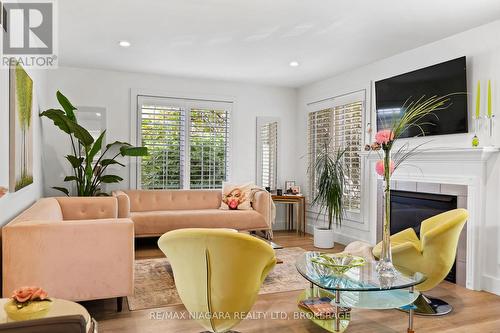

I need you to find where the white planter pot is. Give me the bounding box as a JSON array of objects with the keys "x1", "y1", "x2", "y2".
[{"x1": 314, "y1": 227, "x2": 335, "y2": 249}]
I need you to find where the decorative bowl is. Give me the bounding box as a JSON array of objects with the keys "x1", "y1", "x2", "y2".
[
  {"x1": 311, "y1": 253, "x2": 366, "y2": 275},
  {"x1": 4, "y1": 299, "x2": 52, "y2": 321}
]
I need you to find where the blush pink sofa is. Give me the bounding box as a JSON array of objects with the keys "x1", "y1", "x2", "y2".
[
  {"x1": 2, "y1": 197, "x2": 134, "y2": 304},
  {"x1": 113, "y1": 189, "x2": 272, "y2": 237}
]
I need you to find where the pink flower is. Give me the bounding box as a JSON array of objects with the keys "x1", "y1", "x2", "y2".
[
  {"x1": 30, "y1": 288, "x2": 48, "y2": 301},
  {"x1": 0, "y1": 186, "x2": 7, "y2": 198},
  {"x1": 375, "y1": 160, "x2": 395, "y2": 176},
  {"x1": 12, "y1": 287, "x2": 48, "y2": 303},
  {"x1": 375, "y1": 130, "x2": 394, "y2": 145}
]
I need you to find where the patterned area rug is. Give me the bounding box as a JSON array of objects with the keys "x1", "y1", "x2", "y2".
[{"x1": 127, "y1": 247, "x2": 308, "y2": 311}]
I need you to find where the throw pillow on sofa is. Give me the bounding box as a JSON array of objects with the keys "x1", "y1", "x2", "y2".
[{"x1": 220, "y1": 182, "x2": 254, "y2": 210}]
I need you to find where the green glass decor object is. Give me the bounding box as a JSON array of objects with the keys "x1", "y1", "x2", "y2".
[
  {"x1": 311, "y1": 253, "x2": 366, "y2": 275},
  {"x1": 472, "y1": 135, "x2": 479, "y2": 147}
]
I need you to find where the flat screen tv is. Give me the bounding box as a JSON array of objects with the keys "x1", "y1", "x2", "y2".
[{"x1": 375, "y1": 57, "x2": 468, "y2": 138}]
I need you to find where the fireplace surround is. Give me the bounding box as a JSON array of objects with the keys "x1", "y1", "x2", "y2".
[{"x1": 363, "y1": 146, "x2": 499, "y2": 292}]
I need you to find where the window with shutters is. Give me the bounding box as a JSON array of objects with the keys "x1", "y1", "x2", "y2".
[
  {"x1": 138, "y1": 96, "x2": 231, "y2": 190},
  {"x1": 259, "y1": 121, "x2": 278, "y2": 189},
  {"x1": 189, "y1": 108, "x2": 230, "y2": 189},
  {"x1": 308, "y1": 101, "x2": 363, "y2": 211}
]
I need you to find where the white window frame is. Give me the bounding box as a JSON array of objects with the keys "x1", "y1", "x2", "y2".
[
  {"x1": 306, "y1": 89, "x2": 367, "y2": 223},
  {"x1": 130, "y1": 90, "x2": 234, "y2": 189}
]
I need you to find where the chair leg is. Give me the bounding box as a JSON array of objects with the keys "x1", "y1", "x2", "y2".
[
  {"x1": 117, "y1": 297, "x2": 123, "y2": 312},
  {"x1": 410, "y1": 294, "x2": 452, "y2": 316}
]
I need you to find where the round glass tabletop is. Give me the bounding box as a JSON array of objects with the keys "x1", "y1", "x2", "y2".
[{"x1": 295, "y1": 252, "x2": 426, "y2": 292}]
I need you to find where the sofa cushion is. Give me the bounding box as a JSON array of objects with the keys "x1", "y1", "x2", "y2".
[
  {"x1": 56, "y1": 197, "x2": 118, "y2": 220},
  {"x1": 125, "y1": 190, "x2": 221, "y2": 212},
  {"x1": 131, "y1": 209, "x2": 268, "y2": 236}
]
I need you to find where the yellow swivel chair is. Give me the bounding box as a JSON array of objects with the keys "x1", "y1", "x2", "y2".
[
  {"x1": 373, "y1": 209, "x2": 468, "y2": 316},
  {"x1": 158, "y1": 228, "x2": 277, "y2": 332}
]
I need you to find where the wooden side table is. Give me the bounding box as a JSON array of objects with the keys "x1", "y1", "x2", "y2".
[
  {"x1": 271, "y1": 194, "x2": 306, "y2": 236},
  {"x1": 0, "y1": 298, "x2": 96, "y2": 332}
]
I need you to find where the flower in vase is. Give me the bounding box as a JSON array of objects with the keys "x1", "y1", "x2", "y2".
[
  {"x1": 375, "y1": 130, "x2": 394, "y2": 145},
  {"x1": 0, "y1": 187, "x2": 7, "y2": 198},
  {"x1": 375, "y1": 160, "x2": 395, "y2": 176}
]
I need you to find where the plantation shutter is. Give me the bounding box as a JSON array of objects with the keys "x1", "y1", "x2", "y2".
[
  {"x1": 308, "y1": 109, "x2": 332, "y2": 199},
  {"x1": 308, "y1": 101, "x2": 363, "y2": 211},
  {"x1": 139, "y1": 98, "x2": 185, "y2": 189},
  {"x1": 189, "y1": 107, "x2": 231, "y2": 189},
  {"x1": 331, "y1": 102, "x2": 363, "y2": 210},
  {"x1": 138, "y1": 96, "x2": 231, "y2": 190},
  {"x1": 260, "y1": 121, "x2": 278, "y2": 189}
]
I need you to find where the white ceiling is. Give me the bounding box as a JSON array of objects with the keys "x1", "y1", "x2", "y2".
[{"x1": 59, "y1": 0, "x2": 500, "y2": 87}]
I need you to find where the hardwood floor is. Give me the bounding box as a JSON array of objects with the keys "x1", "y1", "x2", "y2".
[{"x1": 81, "y1": 231, "x2": 500, "y2": 333}]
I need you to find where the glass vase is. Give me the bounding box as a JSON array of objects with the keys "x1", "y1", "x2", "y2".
[{"x1": 376, "y1": 151, "x2": 399, "y2": 278}]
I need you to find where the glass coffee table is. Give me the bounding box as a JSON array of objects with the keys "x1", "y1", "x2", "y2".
[{"x1": 295, "y1": 252, "x2": 426, "y2": 333}]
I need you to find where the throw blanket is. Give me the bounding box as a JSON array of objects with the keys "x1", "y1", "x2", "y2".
[{"x1": 251, "y1": 186, "x2": 276, "y2": 240}]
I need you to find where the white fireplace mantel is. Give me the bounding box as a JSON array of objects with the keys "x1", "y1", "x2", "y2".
[
  {"x1": 359, "y1": 146, "x2": 500, "y2": 162},
  {"x1": 361, "y1": 145, "x2": 500, "y2": 292}
]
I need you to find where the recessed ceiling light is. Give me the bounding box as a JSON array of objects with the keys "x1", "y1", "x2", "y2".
[
  {"x1": 119, "y1": 40, "x2": 131, "y2": 48},
  {"x1": 289, "y1": 61, "x2": 299, "y2": 67}
]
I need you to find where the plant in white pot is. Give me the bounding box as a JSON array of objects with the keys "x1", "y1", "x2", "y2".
[{"x1": 310, "y1": 144, "x2": 347, "y2": 249}]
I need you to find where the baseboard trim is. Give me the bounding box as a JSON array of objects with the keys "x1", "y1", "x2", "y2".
[
  {"x1": 482, "y1": 274, "x2": 500, "y2": 296},
  {"x1": 305, "y1": 223, "x2": 366, "y2": 247}
]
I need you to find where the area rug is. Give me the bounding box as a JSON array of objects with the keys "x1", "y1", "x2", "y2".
[{"x1": 127, "y1": 247, "x2": 308, "y2": 311}]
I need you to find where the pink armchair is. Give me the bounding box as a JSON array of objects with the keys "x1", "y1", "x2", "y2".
[{"x1": 2, "y1": 197, "x2": 134, "y2": 309}]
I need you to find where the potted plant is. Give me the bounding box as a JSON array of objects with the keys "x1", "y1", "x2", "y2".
[
  {"x1": 40, "y1": 91, "x2": 148, "y2": 196},
  {"x1": 309, "y1": 144, "x2": 347, "y2": 249}
]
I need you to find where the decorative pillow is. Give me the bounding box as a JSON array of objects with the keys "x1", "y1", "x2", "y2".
[{"x1": 220, "y1": 182, "x2": 254, "y2": 210}]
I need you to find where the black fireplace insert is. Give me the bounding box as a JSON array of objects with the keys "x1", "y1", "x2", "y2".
[{"x1": 390, "y1": 190, "x2": 458, "y2": 283}]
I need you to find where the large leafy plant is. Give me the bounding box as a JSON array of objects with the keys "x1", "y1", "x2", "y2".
[
  {"x1": 310, "y1": 144, "x2": 347, "y2": 230},
  {"x1": 40, "y1": 91, "x2": 148, "y2": 196}
]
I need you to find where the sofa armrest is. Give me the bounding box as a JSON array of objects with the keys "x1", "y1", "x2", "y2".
[
  {"x1": 112, "y1": 191, "x2": 131, "y2": 218},
  {"x1": 2, "y1": 218, "x2": 134, "y2": 301},
  {"x1": 252, "y1": 191, "x2": 273, "y2": 229}
]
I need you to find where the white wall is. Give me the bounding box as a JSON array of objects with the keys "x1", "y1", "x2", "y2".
[
  {"x1": 42, "y1": 67, "x2": 297, "y2": 224},
  {"x1": 296, "y1": 20, "x2": 500, "y2": 294},
  {"x1": 0, "y1": 68, "x2": 48, "y2": 226}
]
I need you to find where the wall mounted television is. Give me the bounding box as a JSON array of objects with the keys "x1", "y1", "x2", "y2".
[{"x1": 375, "y1": 56, "x2": 468, "y2": 138}]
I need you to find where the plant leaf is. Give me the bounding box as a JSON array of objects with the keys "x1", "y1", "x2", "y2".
[
  {"x1": 70, "y1": 122, "x2": 94, "y2": 147},
  {"x1": 65, "y1": 155, "x2": 83, "y2": 168},
  {"x1": 120, "y1": 146, "x2": 148, "y2": 157},
  {"x1": 87, "y1": 131, "x2": 106, "y2": 162},
  {"x1": 40, "y1": 109, "x2": 72, "y2": 134},
  {"x1": 52, "y1": 186, "x2": 69, "y2": 196},
  {"x1": 100, "y1": 175, "x2": 123, "y2": 183},
  {"x1": 63, "y1": 176, "x2": 78, "y2": 182},
  {"x1": 56, "y1": 91, "x2": 77, "y2": 122},
  {"x1": 106, "y1": 141, "x2": 131, "y2": 150},
  {"x1": 40, "y1": 109, "x2": 94, "y2": 146},
  {"x1": 100, "y1": 159, "x2": 125, "y2": 167}
]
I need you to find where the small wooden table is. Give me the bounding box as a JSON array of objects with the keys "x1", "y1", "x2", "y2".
[{"x1": 272, "y1": 194, "x2": 306, "y2": 236}]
